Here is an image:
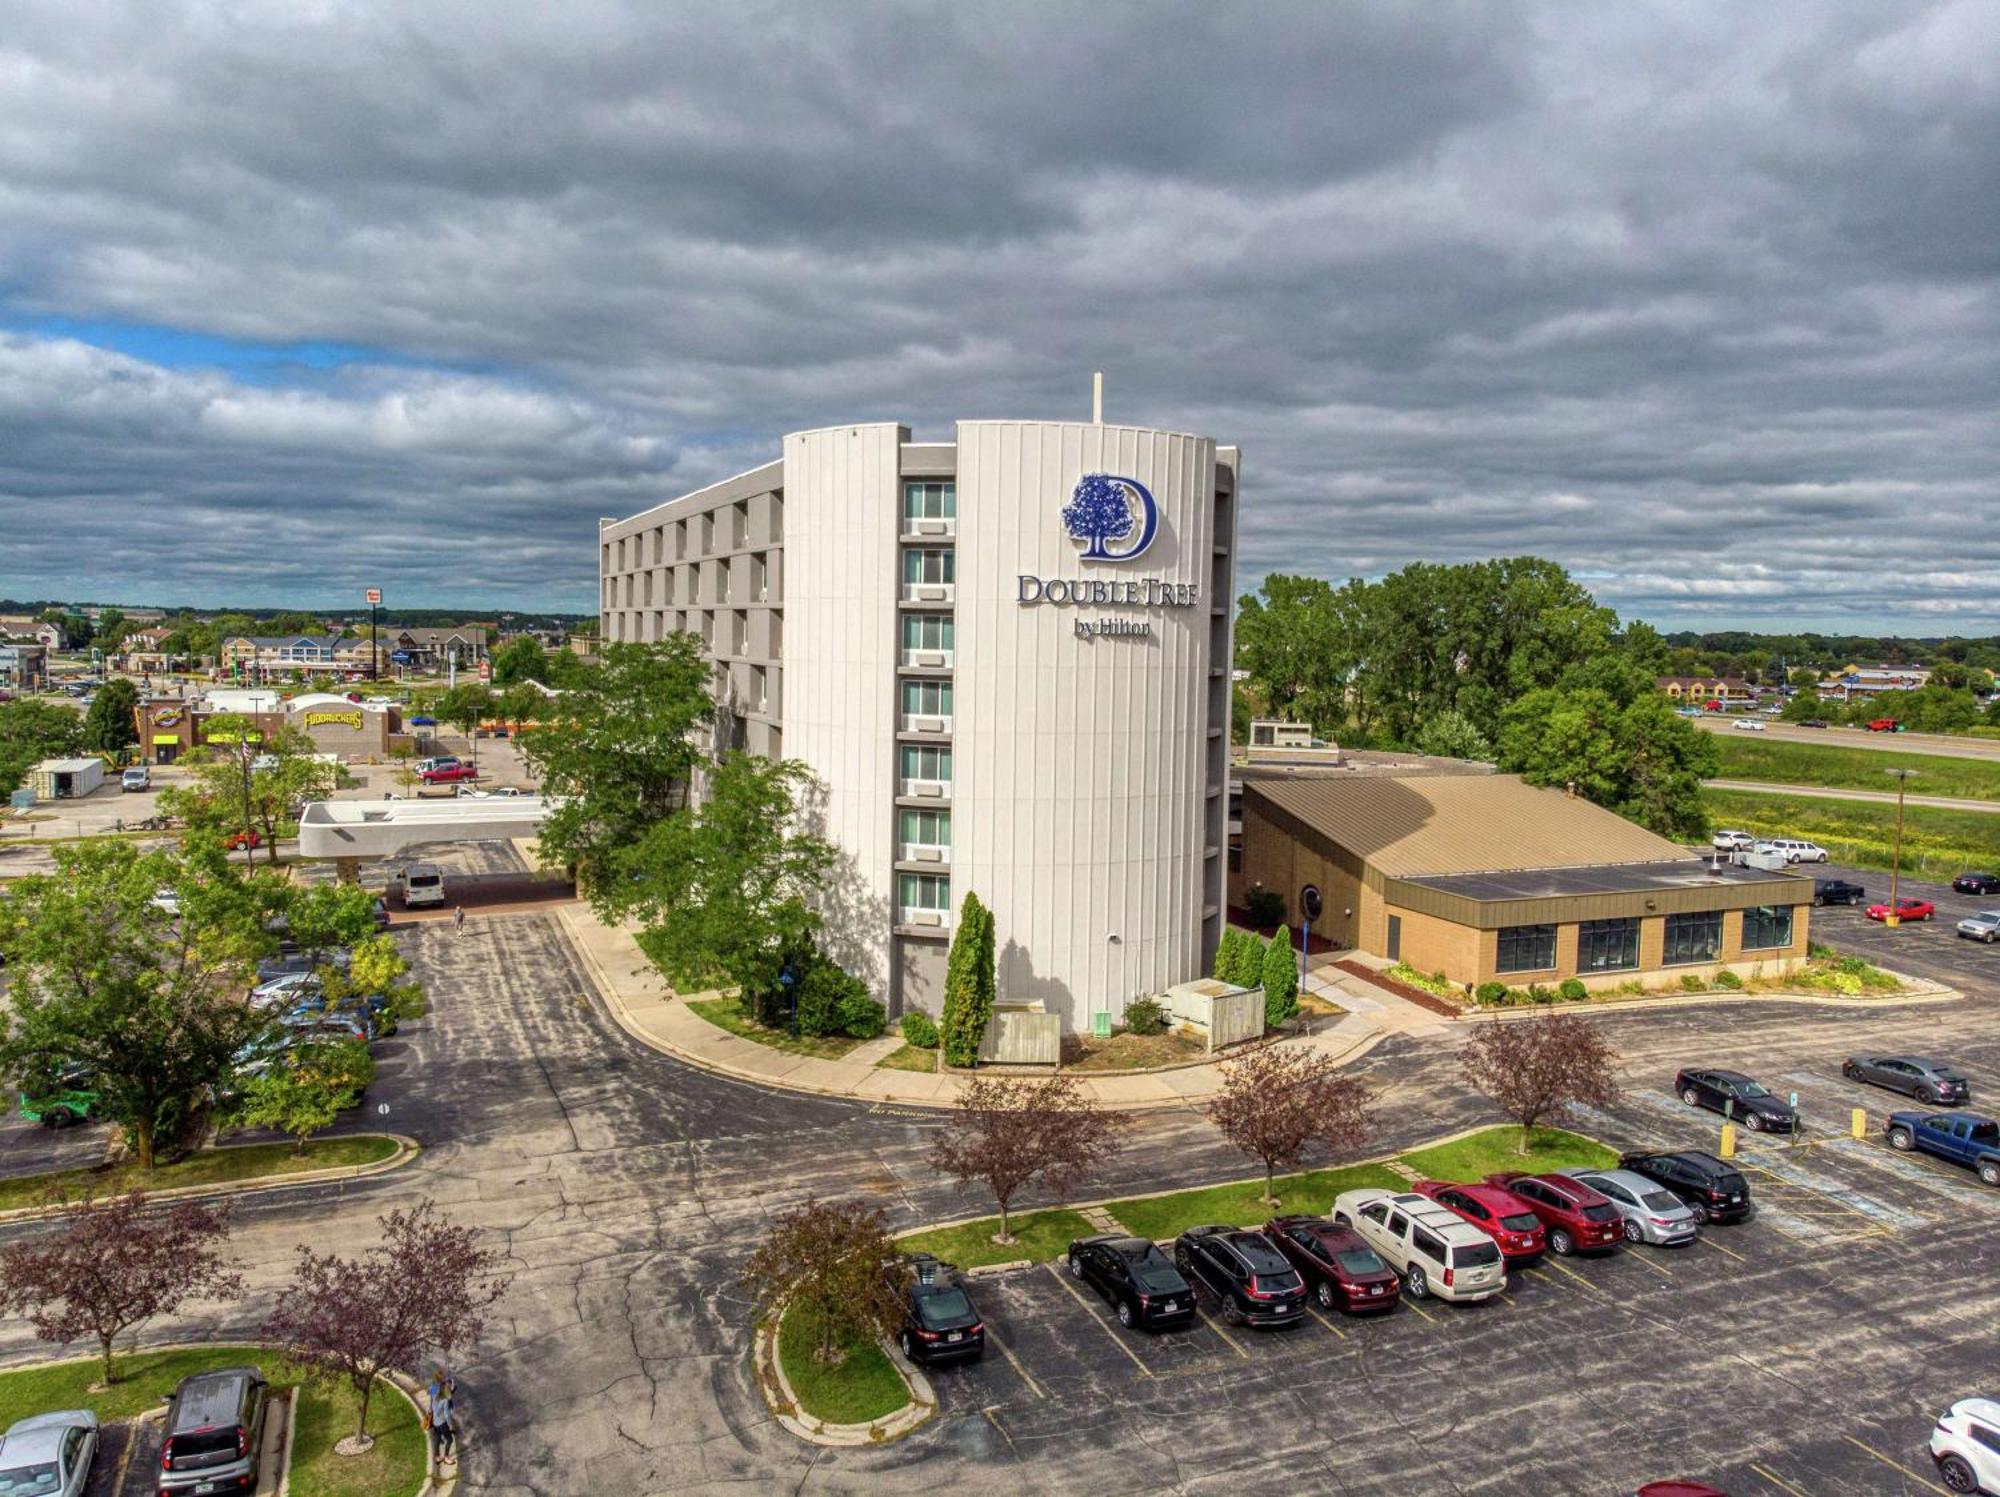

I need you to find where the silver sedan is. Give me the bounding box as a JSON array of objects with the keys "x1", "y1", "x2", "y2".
[
  {"x1": 0, "y1": 1409, "x2": 99, "y2": 1497},
  {"x1": 1562, "y1": 1169, "x2": 1698, "y2": 1246}
]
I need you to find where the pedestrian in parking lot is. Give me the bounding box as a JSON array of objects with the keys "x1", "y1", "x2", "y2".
[
  {"x1": 427, "y1": 1378, "x2": 457, "y2": 1466},
  {"x1": 453, "y1": 904, "x2": 465, "y2": 934}
]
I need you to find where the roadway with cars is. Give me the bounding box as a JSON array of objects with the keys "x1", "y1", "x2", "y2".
[
  {"x1": 7, "y1": 904, "x2": 2000, "y2": 1494},
  {"x1": 1694, "y1": 715, "x2": 2000, "y2": 763}
]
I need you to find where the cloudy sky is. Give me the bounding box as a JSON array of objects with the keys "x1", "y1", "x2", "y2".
[{"x1": 1, "y1": 2, "x2": 1995, "y2": 628}]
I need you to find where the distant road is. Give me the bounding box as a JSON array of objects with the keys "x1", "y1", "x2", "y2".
[
  {"x1": 1705, "y1": 778, "x2": 2000, "y2": 815},
  {"x1": 1696, "y1": 717, "x2": 2000, "y2": 763}
]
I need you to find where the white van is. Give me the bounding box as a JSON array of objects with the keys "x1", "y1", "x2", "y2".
[
  {"x1": 398, "y1": 863, "x2": 446, "y2": 909},
  {"x1": 1332, "y1": 1188, "x2": 1507, "y2": 1303},
  {"x1": 121, "y1": 765, "x2": 151, "y2": 792}
]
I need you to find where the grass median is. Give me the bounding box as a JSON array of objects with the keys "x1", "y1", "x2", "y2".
[
  {"x1": 0, "y1": 1345, "x2": 427, "y2": 1497},
  {"x1": 0, "y1": 1135, "x2": 400, "y2": 1212},
  {"x1": 777, "y1": 1304, "x2": 909, "y2": 1426},
  {"x1": 899, "y1": 1126, "x2": 1613, "y2": 1268},
  {"x1": 1703, "y1": 787, "x2": 2000, "y2": 878},
  {"x1": 1714, "y1": 736, "x2": 2000, "y2": 802}
]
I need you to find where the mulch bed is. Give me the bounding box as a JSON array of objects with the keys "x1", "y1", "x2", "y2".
[
  {"x1": 1226, "y1": 908, "x2": 1345, "y2": 956},
  {"x1": 1331, "y1": 959, "x2": 1462, "y2": 1017}
]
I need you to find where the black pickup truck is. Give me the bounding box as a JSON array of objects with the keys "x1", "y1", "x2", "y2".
[{"x1": 1813, "y1": 878, "x2": 1865, "y2": 907}]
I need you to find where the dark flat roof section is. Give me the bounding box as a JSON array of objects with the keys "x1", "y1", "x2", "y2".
[{"x1": 1399, "y1": 858, "x2": 1808, "y2": 904}]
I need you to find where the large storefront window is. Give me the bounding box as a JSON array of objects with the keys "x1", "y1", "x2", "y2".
[
  {"x1": 1664, "y1": 911, "x2": 1723, "y2": 965},
  {"x1": 1496, "y1": 924, "x2": 1557, "y2": 974},
  {"x1": 1741, "y1": 905, "x2": 1795, "y2": 951},
  {"x1": 1578, "y1": 917, "x2": 1640, "y2": 973}
]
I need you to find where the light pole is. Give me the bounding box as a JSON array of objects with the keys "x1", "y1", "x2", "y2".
[
  {"x1": 1883, "y1": 768, "x2": 1916, "y2": 925},
  {"x1": 238, "y1": 737, "x2": 256, "y2": 867}
]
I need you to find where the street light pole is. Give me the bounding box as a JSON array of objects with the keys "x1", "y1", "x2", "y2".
[
  {"x1": 1884, "y1": 768, "x2": 1915, "y2": 926},
  {"x1": 239, "y1": 738, "x2": 255, "y2": 867}
]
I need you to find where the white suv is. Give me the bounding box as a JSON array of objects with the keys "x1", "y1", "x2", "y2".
[
  {"x1": 1758, "y1": 838, "x2": 1829, "y2": 864},
  {"x1": 1930, "y1": 1397, "x2": 2000, "y2": 1494},
  {"x1": 1331, "y1": 1188, "x2": 1506, "y2": 1303},
  {"x1": 1711, "y1": 830, "x2": 1754, "y2": 852}
]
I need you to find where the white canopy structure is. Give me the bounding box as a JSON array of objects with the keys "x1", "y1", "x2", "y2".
[{"x1": 296, "y1": 796, "x2": 552, "y2": 860}]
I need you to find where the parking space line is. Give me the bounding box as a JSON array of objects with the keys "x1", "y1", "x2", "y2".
[
  {"x1": 1194, "y1": 1307, "x2": 1250, "y2": 1359},
  {"x1": 1399, "y1": 1295, "x2": 1438, "y2": 1323},
  {"x1": 1620, "y1": 1248, "x2": 1676, "y2": 1278},
  {"x1": 1748, "y1": 1461, "x2": 1812, "y2": 1497},
  {"x1": 1043, "y1": 1264, "x2": 1153, "y2": 1378},
  {"x1": 1840, "y1": 1435, "x2": 1950, "y2": 1494},
  {"x1": 1697, "y1": 1234, "x2": 1749, "y2": 1264},
  {"x1": 1542, "y1": 1258, "x2": 1608, "y2": 1297},
  {"x1": 1305, "y1": 1305, "x2": 1348, "y2": 1339},
  {"x1": 981, "y1": 1327, "x2": 1046, "y2": 1401}
]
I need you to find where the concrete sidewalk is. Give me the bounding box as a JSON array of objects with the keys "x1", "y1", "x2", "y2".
[{"x1": 555, "y1": 904, "x2": 1420, "y2": 1111}]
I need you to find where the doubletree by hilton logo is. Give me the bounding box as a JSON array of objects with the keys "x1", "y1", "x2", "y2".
[{"x1": 1061, "y1": 473, "x2": 1159, "y2": 561}]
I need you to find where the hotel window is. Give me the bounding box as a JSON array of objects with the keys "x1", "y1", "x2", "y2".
[
  {"x1": 898, "y1": 809, "x2": 951, "y2": 847},
  {"x1": 1578, "y1": 917, "x2": 1640, "y2": 973},
  {"x1": 732, "y1": 610, "x2": 749, "y2": 655},
  {"x1": 902, "y1": 549, "x2": 955, "y2": 586},
  {"x1": 899, "y1": 744, "x2": 952, "y2": 783},
  {"x1": 1663, "y1": 910, "x2": 1723, "y2": 965},
  {"x1": 900, "y1": 679, "x2": 953, "y2": 717},
  {"x1": 732, "y1": 501, "x2": 749, "y2": 548},
  {"x1": 752, "y1": 552, "x2": 769, "y2": 601},
  {"x1": 750, "y1": 666, "x2": 768, "y2": 713},
  {"x1": 901, "y1": 614, "x2": 955, "y2": 653},
  {"x1": 1741, "y1": 905, "x2": 1794, "y2": 951},
  {"x1": 899, "y1": 872, "x2": 951, "y2": 913},
  {"x1": 1495, "y1": 924, "x2": 1557, "y2": 974},
  {"x1": 902, "y1": 481, "x2": 956, "y2": 521},
  {"x1": 715, "y1": 560, "x2": 730, "y2": 603}
]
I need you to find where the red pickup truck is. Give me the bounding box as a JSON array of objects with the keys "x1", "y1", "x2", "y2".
[
  {"x1": 419, "y1": 762, "x2": 480, "y2": 784},
  {"x1": 1866, "y1": 718, "x2": 1900, "y2": 733}
]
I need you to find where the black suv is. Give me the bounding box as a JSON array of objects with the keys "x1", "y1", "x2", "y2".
[
  {"x1": 1066, "y1": 1234, "x2": 1195, "y2": 1331},
  {"x1": 159, "y1": 1364, "x2": 268, "y2": 1494},
  {"x1": 1813, "y1": 878, "x2": 1866, "y2": 907},
  {"x1": 1618, "y1": 1151, "x2": 1753, "y2": 1225},
  {"x1": 894, "y1": 1254, "x2": 983, "y2": 1364},
  {"x1": 1172, "y1": 1225, "x2": 1306, "y2": 1328}
]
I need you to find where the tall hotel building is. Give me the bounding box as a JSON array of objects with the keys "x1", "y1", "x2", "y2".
[{"x1": 598, "y1": 420, "x2": 1239, "y2": 1034}]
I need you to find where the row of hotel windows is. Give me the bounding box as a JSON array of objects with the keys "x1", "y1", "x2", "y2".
[
  {"x1": 607, "y1": 552, "x2": 771, "y2": 608},
  {"x1": 606, "y1": 495, "x2": 782, "y2": 572},
  {"x1": 1495, "y1": 907, "x2": 1796, "y2": 976}
]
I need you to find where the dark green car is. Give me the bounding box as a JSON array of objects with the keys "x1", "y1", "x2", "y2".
[{"x1": 17, "y1": 1069, "x2": 98, "y2": 1128}]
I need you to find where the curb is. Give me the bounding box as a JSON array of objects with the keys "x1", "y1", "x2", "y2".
[
  {"x1": 1458, "y1": 976, "x2": 1957, "y2": 1021},
  {"x1": 752, "y1": 1308, "x2": 935, "y2": 1447},
  {"x1": 0, "y1": 1133, "x2": 421, "y2": 1225}
]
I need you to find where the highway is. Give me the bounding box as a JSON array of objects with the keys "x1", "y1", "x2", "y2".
[
  {"x1": 1696, "y1": 716, "x2": 2000, "y2": 762},
  {"x1": 1705, "y1": 778, "x2": 2000, "y2": 814}
]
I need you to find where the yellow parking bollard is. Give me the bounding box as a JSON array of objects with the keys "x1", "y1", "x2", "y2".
[
  {"x1": 1719, "y1": 1122, "x2": 1737, "y2": 1158},
  {"x1": 1852, "y1": 1107, "x2": 1867, "y2": 1139}
]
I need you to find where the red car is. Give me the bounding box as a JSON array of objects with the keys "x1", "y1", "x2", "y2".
[
  {"x1": 1411, "y1": 1180, "x2": 1546, "y2": 1264},
  {"x1": 1484, "y1": 1171, "x2": 1623, "y2": 1256},
  {"x1": 223, "y1": 829, "x2": 262, "y2": 850},
  {"x1": 1867, "y1": 718, "x2": 1899, "y2": 732},
  {"x1": 1263, "y1": 1215, "x2": 1401, "y2": 1314},
  {"x1": 419, "y1": 763, "x2": 480, "y2": 784},
  {"x1": 1866, "y1": 898, "x2": 1935, "y2": 922}
]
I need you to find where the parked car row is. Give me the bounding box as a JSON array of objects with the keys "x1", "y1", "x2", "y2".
[{"x1": 1709, "y1": 831, "x2": 1829, "y2": 864}]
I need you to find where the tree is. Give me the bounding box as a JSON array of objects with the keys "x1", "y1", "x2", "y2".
[
  {"x1": 163, "y1": 717, "x2": 340, "y2": 864},
  {"x1": 1412, "y1": 708, "x2": 1493, "y2": 762},
  {"x1": 0, "y1": 841, "x2": 280, "y2": 1168},
  {"x1": 0, "y1": 697, "x2": 84, "y2": 795},
  {"x1": 517, "y1": 638, "x2": 711, "y2": 888},
  {"x1": 1212, "y1": 927, "x2": 1243, "y2": 984},
  {"x1": 323, "y1": 934, "x2": 428, "y2": 1029},
  {"x1": 1458, "y1": 1009, "x2": 1621, "y2": 1153},
  {"x1": 1208, "y1": 1046, "x2": 1373, "y2": 1206},
  {"x1": 490, "y1": 634, "x2": 551, "y2": 686},
  {"x1": 739, "y1": 1198, "x2": 908, "y2": 1367},
  {"x1": 81, "y1": 679, "x2": 139, "y2": 755},
  {"x1": 1260, "y1": 931, "x2": 1299, "y2": 1028},
  {"x1": 1497, "y1": 685, "x2": 1719, "y2": 840},
  {"x1": 939, "y1": 892, "x2": 997, "y2": 1067},
  {"x1": 931, "y1": 1074, "x2": 1129, "y2": 1243},
  {"x1": 0, "y1": 1191, "x2": 242, "y2": 1384},
  {"x1": 1779, "y1": 689, "x2": 1825, "y2": 723},
  {"x1": 264, "y1": 1202, "x2": 510, "y2": 1451},
  {"x1": 1221, "y1": 929, "x2": 1266, "y2": 988},
  {"x1": 1061, "y1": 473, "x2": 1137, "y2": 558},
  {"x1": 433, "y1": 683, "x2": 496, "y2": 765},
  {"x1": 229, "y1": 1040, "x2": 373, "y2": 1154},
  {"x1": 616, "y1": 753, "x2": 835, "y2": 1010}
]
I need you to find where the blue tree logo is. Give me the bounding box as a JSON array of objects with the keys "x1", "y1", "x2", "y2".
[{"x1": 1062, "y1": 473, "x2": 1158, "y2": 561}]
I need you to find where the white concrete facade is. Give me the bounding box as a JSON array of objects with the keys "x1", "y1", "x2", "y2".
[{"x1": 599, "y1": 419, "x2": 1238, "y2": 1033}]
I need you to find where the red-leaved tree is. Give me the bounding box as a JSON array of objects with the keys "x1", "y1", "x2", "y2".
[
  {"x1": 1458, "y1": 1008, "x2": 1621, "y2": 1152},
  {"x1": 740, "y1": 1197, "x2": 909, "y2": 1366},
  {"x1": 264, "y1": 1201, "x2": 512, "y2": 1451},
  {"x1": 0, "y1": 1191, "x2": 243, "y2": 1384},
  {"x1": 1208, "y1": 1045, "x2": 1373, "y2": 1206},
  {"x1": 932, "y1": 1074, "x2": 1130, "y2": 1244}
]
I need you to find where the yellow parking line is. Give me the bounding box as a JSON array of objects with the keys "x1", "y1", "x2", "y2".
[
  {"x1": 1195, "y1": 1307, "x2": 1250, "y2": 1359},
  {"x1": 1698, "y1": 1234, "x2": 1749, "y2": 1264},
  {"x1": 1542, "y1": 1258, "x2": 1607, "y2": 1297},
  {"x1": 981, "y1": 1327, "x2": 1046, "y2": 1401},
  {"x1": 1840, "y1": 1434, "x2": 1949, "y2": 1494},
  {"x1": 1621, "y1": 1248, "x2": 1676, "y2": 1278},
  {"x1": 1306, "y1": 1305, "x2": 1348, "y2": 1339},
  {"x1": 1044, "y1": 1264, "x2": 1153, "y2": 1378},
  {"x1": 1749, "y1": 1461, "x2": 1812, "y2": 1497},
  {"x1": 1400, "y1": 1295, "x2": 1439, "y2": 1324}
]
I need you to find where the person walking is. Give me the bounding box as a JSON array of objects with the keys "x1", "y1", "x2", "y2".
[
  {"x1": 428, "y1": 1376, "x2": 457, "y2": 1467},
  {"x1": 453, "y1": 904, "x2": 466, "y2": 934}
]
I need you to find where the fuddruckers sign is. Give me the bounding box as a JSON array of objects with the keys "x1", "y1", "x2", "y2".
[{"x1": 1017, "y1": 474, "x2": 1200, "y2": 637}]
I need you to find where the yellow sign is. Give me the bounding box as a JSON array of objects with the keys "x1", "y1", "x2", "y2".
[
  {"x1": 205, "y1": 729, "x2": 264, "y2": 744},
  {"x1": 153, "y1": 709, "x2": 183, "y2": 727},
  {"x1": 303, "y1": 710, "x2": 365, "y2": 730},
  {"x1": 152, "y1": 734, "x2": 179, "y2": 745}
]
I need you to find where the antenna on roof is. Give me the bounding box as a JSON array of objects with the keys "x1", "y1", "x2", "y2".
[{"x1": 1092, "y1": 371, "x2": 1103, "y2": 425}]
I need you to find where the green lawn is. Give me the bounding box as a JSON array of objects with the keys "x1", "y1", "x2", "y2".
[
  {"x1": 1714, "y1": 736, "x2": 2000, "y2": 802},
  {"x1": 899, "y1": 1125, "x2": 1616, "y2": 1262},
  {"x1": 0, "y1": 1346, "x2": 425, "y2": 1497},
  {"x1": 0, "y1": 1135, "x2": 400, "y2": 1212},
  {"x1": 875, "y1": 1043, "x2": 939, "y2": 1073},
  {"x1": 777, "y1": 1305, "x2": 909, "y2": 1426},
  {"x1": 684, "y1": 997, "x2": 865, "y2": 1060},
  {"x1": 1703, "y1": 787, "x2": 2000, "y2": 878}
]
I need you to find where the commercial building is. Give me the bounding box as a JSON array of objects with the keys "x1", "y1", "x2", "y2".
[
  {"x1": 134, "y1": 691, "x2": 407, "y2": 764},
  {"x1": 218, "y1": 636, "x2": 372, "y2": 675},
  {"x1": 1233, "y1": 774, "x2": 1810, "y2": 991},
  {"x1": 0, "y1": 642, "x2": 49, "y2": 689},
  {"x1": 1819, "y1": 663, "x2": 1933, "y2": 699},
  {"x1": 1655, "y1": 675, "x2": 1754, "y2": 705},
  {"x1": 598, "y1": 419, "x2": 1238, "y2": 1033}
]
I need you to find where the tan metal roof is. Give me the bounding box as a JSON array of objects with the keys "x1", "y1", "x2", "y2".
[{"x1": 1247, "y1": 774, "x2": 1691, "y2": 878}]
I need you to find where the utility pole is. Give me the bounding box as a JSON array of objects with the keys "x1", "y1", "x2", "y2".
[
  {"x1": 239, "y1": 737, "x2": 256, "y2": 867},
  {"x1": 1884, "y1": 768, "x2": 1916, "y2": 925}
]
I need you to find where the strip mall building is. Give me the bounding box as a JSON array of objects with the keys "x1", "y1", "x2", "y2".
[{"x1": 598, "y1": 420, "x2": 1238, "y2": 1033}]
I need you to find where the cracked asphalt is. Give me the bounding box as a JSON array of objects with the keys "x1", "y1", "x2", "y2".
[{"x1": 4, "y1": 907, "x2": 1999, "y2": 1494}]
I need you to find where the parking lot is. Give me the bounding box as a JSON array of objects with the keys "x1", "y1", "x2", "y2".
[
  {"x1": 1807, "y1": 861, "x2": 2000, "y2": 990},
  {"x1": 915, "y1": 1053, "x2": 2000, "y2": 1495}
]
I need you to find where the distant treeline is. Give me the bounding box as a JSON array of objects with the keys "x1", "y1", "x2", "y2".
[{"x1": 0, "y1": 599, "x2": 591, "y2": 629}]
